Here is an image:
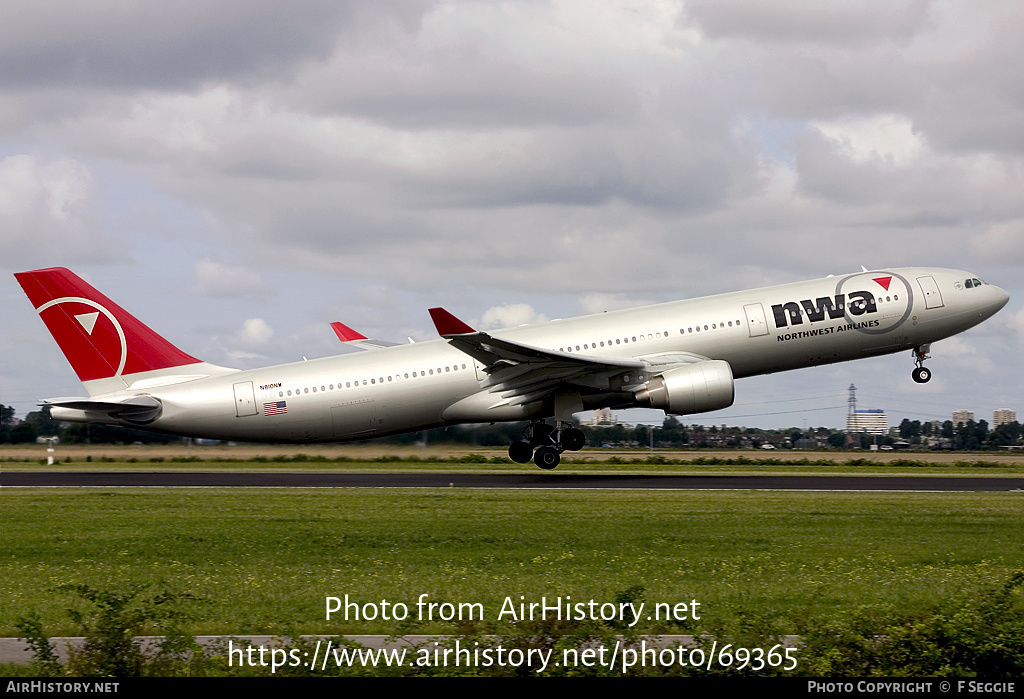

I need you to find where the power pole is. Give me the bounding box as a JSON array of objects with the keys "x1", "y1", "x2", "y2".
[{"x1": 846, "y1": 384, "x2": 857, "y2": 449}]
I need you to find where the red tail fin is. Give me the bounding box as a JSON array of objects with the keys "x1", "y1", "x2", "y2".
[{"x1": 14, "y1": 267, "x2": 201, "y2": 383}]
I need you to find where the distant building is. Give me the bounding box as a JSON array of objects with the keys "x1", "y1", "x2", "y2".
[
  {"x1": 847, "y1": 409, "x2": 888, "y2": 435},
  {"x1": 583, "y1": 407, "x2": 618, "y2": 426},
  {"x1": 953, "y1": 410, "x2": 975, "y2": 427},
  {"x1": 993, "y1": 409, "x2": 1017, "y2": 426}
]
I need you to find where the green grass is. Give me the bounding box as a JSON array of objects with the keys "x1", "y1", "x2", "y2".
[
  {"x1": 3, "y1": 488, "x2": 1023, "y2": 638},
  {"x1": 4, "y1": 453, "x2": 1024, "y2": 476}
]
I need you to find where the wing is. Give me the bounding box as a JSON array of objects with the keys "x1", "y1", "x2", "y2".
[
  {"x1": 330, "y1": 322, "x2": 401, "y2": 351},
  {"x1": 428, "y1": 307, "x2": 647, "y2": 409}
]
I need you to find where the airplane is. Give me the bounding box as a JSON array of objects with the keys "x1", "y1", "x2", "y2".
[{"x1": 14, "y1": 266, "x2": 1009, "y2": 469}]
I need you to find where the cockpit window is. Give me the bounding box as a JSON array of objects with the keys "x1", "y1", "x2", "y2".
[
  {"x1": 973, "y1": 278, "x2": 982, "y2": 287},
  {"x1": 965, "y1": 279, "x2": 974, "y2": 288}
]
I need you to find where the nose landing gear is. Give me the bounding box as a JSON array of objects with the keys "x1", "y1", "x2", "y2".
[
  {"x1": 507, "y1": 419, "x2": 587, "y2": 469},
  {"x1": 912, "y1": 344, "x2": 931, "y2": 383}
]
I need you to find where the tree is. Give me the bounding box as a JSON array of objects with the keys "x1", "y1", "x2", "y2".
[
  {"x1": 657, "y1": 416, "x2": 688, "y2": 447},
  {"x1": 975, "y1": 419, "x2": 990, "y2": 449},
  {"x1": 0, "y1": 404, "x2": 15, "y2": 442},
  {"x1": 991, "y1": 421, "x2": 1022, "y2": 447},
  {"x1": 899, "y1": 419, "x2": 922, "y2": 442},
  {"x1": 942, "y1": 420, "x2": 955, "y2": 440},
  {"x1": 634, "y1": 424, "x2": 651, "y2": 447},
  {"x1": 5, "y1": 410, "x2": 61, "y2": 444}
]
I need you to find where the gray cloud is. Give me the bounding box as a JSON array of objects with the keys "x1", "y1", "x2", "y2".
[
  {"x1": 0, "y1": 1, "x2": 432, "y2": 90},
  {"x1": 1, "y1": 1, "x2": 1021, "y2": 426},
  {"x1": 193, "y1": 258, "x2": 267, "y2": 297},
  {"x1": 0, "y1": 154, "x2": 123, "y2": 268},
  {"x1": 294, "y1": 43, "x2": 640, "y2": 130},
  {"x1": 686, "y1": 0, "x2": 931, "y2": 46}
]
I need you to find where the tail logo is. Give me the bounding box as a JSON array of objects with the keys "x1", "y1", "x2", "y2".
[
  {"x1": 37, "y1": 296, "x2": 128, "y2": 379},
  {"x1": 75, "y1": 312, "x2": 100, "y2": 334}
]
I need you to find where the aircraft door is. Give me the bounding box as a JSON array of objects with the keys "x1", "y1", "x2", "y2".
[
  {"x1": 917, "y1": 276, "x2": 944, "y2": 309},
  {"x1": 743, "y1": 303, "x2": 769, "y2": 337},
  {"x1": 233, "y1": 381, "x2": 258, "y2": 417}
]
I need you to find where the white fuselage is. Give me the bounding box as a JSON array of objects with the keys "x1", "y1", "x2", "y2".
[{"x1": 57, "y1": 267, "x2": 1008, "y2": 442}]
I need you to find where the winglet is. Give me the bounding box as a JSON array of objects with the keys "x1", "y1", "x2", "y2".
[
  {"x1": 331, "y1": 321, "x2": 368, "y2": 342},
  {"x1": 428, "y1": 307, "x2": 476, "y2": 336}
]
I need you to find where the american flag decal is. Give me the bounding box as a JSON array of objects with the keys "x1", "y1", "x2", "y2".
[{"x1": 264, "y1": 401, "x2": 287, "y2": 416}]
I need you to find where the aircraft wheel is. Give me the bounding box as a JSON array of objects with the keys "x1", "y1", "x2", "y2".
[
  {"x1": 561, "y1": 427, "x2": 586, "y2": 451},
  {"x1": 912, "y1": 366, "x2": 931, "y2": 384},
  {"x1": 508, "y1": 440, "x2": 534, "y2": 464},
  {"x1": 534, "y1": 446, "x2": 560, "y2": 470}
]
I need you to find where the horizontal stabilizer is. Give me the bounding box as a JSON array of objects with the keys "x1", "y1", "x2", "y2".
[{"x1": 46, "y1": 395, "x2": 162, "y2": 424}]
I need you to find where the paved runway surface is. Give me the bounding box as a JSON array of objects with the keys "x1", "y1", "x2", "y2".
[{"x1": 3, "y1": 471, "x2": 1023, "y2": 491}]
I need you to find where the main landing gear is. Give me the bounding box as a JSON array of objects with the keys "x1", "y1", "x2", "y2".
[
  {"x1": 507, "y1": 420, "x2": 586, "y2": 469},
  {"x1": 912, "y1": 344, "x2": 931, "y2": 384}
]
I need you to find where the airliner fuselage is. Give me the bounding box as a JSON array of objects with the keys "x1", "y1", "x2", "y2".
[{"x1": 15, "y1": 266, "x2": 1009, "y2": 468}]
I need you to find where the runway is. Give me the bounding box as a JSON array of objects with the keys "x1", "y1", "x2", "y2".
[{"x1": 3, "y1": 471, "x2": 1023, "y2": 491}]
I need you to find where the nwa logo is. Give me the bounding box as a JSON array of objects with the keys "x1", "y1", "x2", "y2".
[{"x1": 772, "y1": 291, "x2": 877, "y2": 328}]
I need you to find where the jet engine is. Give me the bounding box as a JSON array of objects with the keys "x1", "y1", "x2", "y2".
[{"x1": 634, "y1": 360, "x2": 735, "y2": 415}]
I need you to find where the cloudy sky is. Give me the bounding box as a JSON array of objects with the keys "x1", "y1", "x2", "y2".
[{"x1": 2, "y1": 0, "x2": 1022, "y2": 430}]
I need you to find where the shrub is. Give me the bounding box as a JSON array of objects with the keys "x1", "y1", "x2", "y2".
[{"x1": 16, "y1": 584, "x2": 215, "y2": 677}]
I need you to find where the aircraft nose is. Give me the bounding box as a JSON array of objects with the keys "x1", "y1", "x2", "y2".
[
  {"x1": 992, "y1": 284, "x2": 1010, "y2": 309},
  {"x1": 985, "y1": 283, "x2": 1010, "y2": 316}
]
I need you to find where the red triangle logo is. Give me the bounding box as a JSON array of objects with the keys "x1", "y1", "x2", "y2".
[{"x1": 873, "y1": 276, "x2": 892, "y2": 291}]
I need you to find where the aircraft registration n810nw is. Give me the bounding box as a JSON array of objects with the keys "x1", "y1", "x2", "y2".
[{"x1": 15, "y1": 266, "x2": 1009, "y2": 469}]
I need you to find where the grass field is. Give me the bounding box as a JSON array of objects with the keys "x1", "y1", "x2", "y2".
[
  {"x1": 4, "y1": 485, "x2": 1023, "y2": 639},
  {"x1": 3, "y1": 443, "x2": 1024, "y2": 476}
]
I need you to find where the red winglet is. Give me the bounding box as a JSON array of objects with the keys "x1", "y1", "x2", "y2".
[
  {"x1": 330, "y1": 321, "x2": 368, "y2": 342},
  {"x1": 428, "y1": 307, "x2": 476, "y2": 336}
]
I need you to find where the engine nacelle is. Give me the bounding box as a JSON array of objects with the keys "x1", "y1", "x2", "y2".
[{"x1": 634, "y1": 360, "x2": 735, "y2": 415}]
